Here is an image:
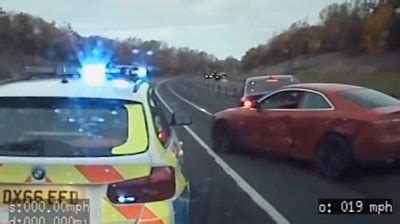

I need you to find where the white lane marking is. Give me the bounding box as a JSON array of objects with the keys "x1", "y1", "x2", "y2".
[
  {"x1": 166, "y1": 83, "x2": 213, "y2": 116},
  {"x1": 156, "y1": 80, "x2": 174, "y2": 113},
  {"x1": 155, "y1": 80, "x2": 290, "y2": 224}
]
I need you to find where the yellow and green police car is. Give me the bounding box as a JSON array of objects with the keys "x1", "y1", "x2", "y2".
[{"x1": 0, "y1": 65, "x2": 190, "y2": 224}]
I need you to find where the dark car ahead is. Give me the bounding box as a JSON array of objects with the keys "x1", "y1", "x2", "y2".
[
  {"x1": 214, "y1": 83, "x2": 400, "y2": 178},
  {"x1": 240, "y1": 75, "x2": 300, "y2": 107}
]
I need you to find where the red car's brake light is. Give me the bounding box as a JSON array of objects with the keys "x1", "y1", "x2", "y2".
[
  {"x1": 107, "y1": 167, "x2": 175, "y2": 204},
  {"x1": 242, "y1": 99, "x2": 255, "y2": 108}
]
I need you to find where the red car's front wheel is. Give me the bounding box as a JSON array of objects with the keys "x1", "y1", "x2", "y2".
[{"x1": 212, "y1": 123, "x2": 234, "y2": 153}]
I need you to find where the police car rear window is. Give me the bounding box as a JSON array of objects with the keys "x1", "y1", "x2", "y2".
[{"x1": 0, "y1": 97, "x2": 132, "y2": 157}]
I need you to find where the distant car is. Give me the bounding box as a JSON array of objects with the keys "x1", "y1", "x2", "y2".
[
  {"x1": 221, "y1": 73, "x2": 227, "y2": 79},
  {"x1": 240, "y1": 75, "x2": 300, "y2": 107},
  {"x1": 204, "y1": 72, "x2": 228, "y2": 81},
  {"x1": 214, "y1": 72, "x2": 227, "y2": 81},
  {"x1": 204, "y1": 73, "x2": 213, "y2": 79},
  {"x1": 206, "y1": 72, "x2": 227, "y2": 81},
  {"x1": 213, "y1": 83, "x2": 400, "y2": 178}
]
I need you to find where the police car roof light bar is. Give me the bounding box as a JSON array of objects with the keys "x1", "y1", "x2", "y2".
[{"x1": 24, "y1": 65, "x2": 148, "y2": 92}]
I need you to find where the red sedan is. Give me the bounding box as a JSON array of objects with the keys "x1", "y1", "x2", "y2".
[{"x1": 212, "y1": 83, "x2": 400, "y2": 177}]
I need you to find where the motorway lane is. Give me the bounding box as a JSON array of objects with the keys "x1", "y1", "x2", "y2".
[
  {"x1": 156, "y1": 77, "x2": 400, "y2": 224},
  {"x1": 154, "y1": 82, "x2": 275, "y2": 224}
]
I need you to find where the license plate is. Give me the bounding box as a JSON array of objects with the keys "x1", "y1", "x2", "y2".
[
  {"x1": 0, "y1": 186, "x2": 86, "y2": 205},
  {"x1": 0, "y1": 186, "x2": 90, "y2": 223}
]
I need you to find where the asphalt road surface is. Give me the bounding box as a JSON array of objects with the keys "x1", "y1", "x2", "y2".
[{"x1": 154, "y1": 76, "x2": 400, "y2": 224}]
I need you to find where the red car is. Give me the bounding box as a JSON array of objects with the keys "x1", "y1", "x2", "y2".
[{"x1": 213, "y1": 83, "x2": 400, "y2": 177}]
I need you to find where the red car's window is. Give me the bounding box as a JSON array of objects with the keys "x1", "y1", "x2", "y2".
[
  {"x1": 299, "y1": 92, "x2": 332, "y2": 109},
  {"x1": 341, "y1": 88, "x2": 400, "y2": 108},
  {"x1": 260, "y1": 91, "x2": 304, "y2": 109}
]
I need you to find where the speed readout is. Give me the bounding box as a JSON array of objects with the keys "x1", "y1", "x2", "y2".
[
  {"x1": 9, "y1": 200, "x2": 90, "y2": 224},
  {"x1": 319, "y1": 199, "x2": 393, "y2": 215}
]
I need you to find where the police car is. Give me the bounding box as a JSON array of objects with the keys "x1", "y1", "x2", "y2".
[{"x1": 0, "y1": 64, "x2": 191, "y2": 223}]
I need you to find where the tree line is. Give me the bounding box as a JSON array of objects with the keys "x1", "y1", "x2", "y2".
[
  {"x1": 0, "y1": 8, "x2": 225, "y2": 76},
  {"x1": 241, "y1": 0, "x2": 400, "y2": 70},
  {"x1": 0, "y1": 0, "x2": 398, "y2": 76}
]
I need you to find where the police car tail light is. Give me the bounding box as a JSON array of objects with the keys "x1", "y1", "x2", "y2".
[{"x1": 107, "y1": 167, "x2": 175, "y2": 204}]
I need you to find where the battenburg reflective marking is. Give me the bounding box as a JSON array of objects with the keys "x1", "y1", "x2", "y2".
[
  {"x1": 101, "y1": 199, "x2": 127, "y2": 222},
  {"x1": 114, "y1": 204, "x2": 142, "y2": 220},
  {"x1": 76, "y1": 165, "x2": 123, "y2": 184},
  {"x1": 114, "y1": 164, "x2": 150, "y2": 180},
  {"x1": 0, "y1": 164, "x2": 152, "y2": 184},
  {"x1": 0, "y1": 164, "x2": 30, "y2": 183},
  {"x1": 145, "y1": 201, "x2": 171, "y2": 224},
  {"x1": 46, "y1": 165, "x2": 89, "y2": 184},
  {"x1": 101, "y1": 199, "x2": 167, "y2": 223},
  {"x1": 112, "y1": 104, "x2": 148, "y2": 155}
]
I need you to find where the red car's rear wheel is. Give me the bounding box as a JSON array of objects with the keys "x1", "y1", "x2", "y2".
[{"x1": 316, "y1": 135, "x2": 354, "y2": 178}]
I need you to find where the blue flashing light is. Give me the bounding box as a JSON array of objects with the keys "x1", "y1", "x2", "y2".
[
  {"x1": 112, "y1": 79, "x2": 130, "y2": 88},
  {"x1": 107, "y1": 68, "x2": 121, "y2": 74},
  {"x1": 146, "y1": 50, "x2": 154, "y2": 56},
  {"x1": 81, "y1": 64, "x2": 106, "y2": 85},
  {"x1": 136, "y1": 67, "x2": 147, "y2": 78},
  {"x1": 132, "y1": 49, "x2": 140, "y2": 54}
]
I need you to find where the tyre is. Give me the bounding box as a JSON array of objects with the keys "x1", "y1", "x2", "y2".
[
  {"x1": 316, "y1": 135, "x2": 354, "y2": 178},
  {"x1": 212, "y1": 123, "x2": 234, "y2": 153}
]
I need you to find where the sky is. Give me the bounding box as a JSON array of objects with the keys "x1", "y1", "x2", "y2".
[{"x1": 0, "y1": 0, "x2": 342, "y2": 59}]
